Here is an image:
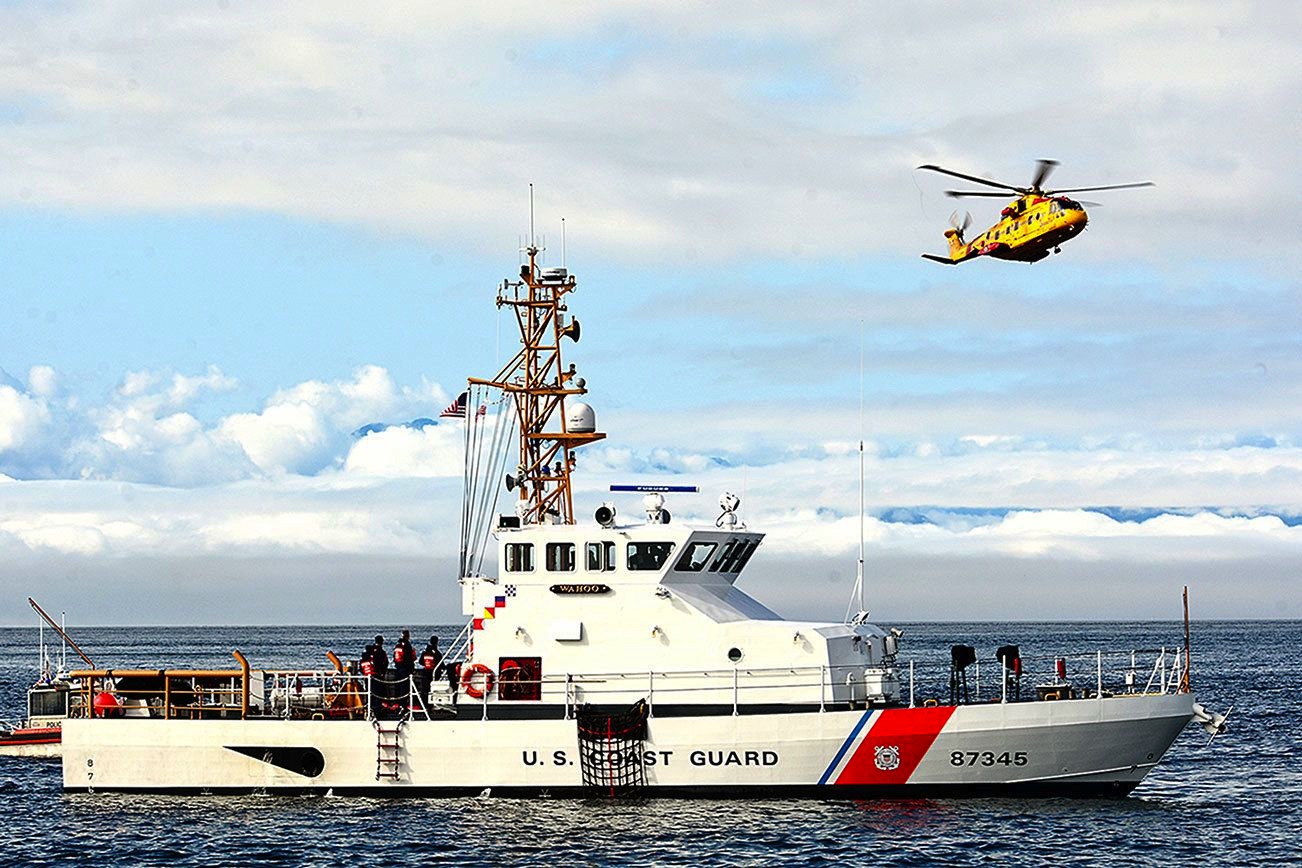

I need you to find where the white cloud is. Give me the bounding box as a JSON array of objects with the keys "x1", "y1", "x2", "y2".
[
  {"x1": 27, "y1": 365, "x2": 58, "y2": 397},
  {"x1": 342, "y1": 424, "x2": 464, "y2": 478},
  {"x1": 1, "y1": 470, "x2": 1297, "y2": 623},
  {"x1": 218, "y1": 401, "x2": 331, "y2": 476},
  {"x1": 0, "y1": 384, "x2": 51, "y2": 453},
  {"x1": 196, "y1": 509, "x2": 418, "y2": 555},
  {"x1": 37, "y1": 363, "x2": 452, "y2": 484},
  {"x1": 751, "y1": 507, "x2": 1302, "y2": 564},
  {"x1": 167, "y1": 365, "x2": 237, "y2": 406}
]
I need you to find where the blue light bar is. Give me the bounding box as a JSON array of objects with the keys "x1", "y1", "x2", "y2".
[{"x1": 609, "y1": 484, "x2": 699, "y2": 493}]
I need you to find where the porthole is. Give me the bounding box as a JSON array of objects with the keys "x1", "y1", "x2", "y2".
[{"x1": 727, "y1": 647, "x2": 743, "y2": 663}]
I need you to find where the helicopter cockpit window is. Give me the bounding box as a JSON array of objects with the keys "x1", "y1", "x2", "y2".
[{"x1": 1061, "y1": 198, "x2": 1081, "y2": 210}]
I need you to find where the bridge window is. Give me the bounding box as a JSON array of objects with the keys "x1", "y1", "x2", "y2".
[
  {"x1": 723, "y1": 538, "x2": 760, "y2": 572},
  {"x1": 712, "y1": 538, "x2": 758, "y2": 573},
  {"x1": 504, "y1": 543, "x2": 534, "y2": 572},
  {"x1": 585, "y1": 541, "x2": 615, "y2": 572},
  {"x1": 546, "y1": 542, "x2": 575, "y2": 572},
  {"x1": 627, "y1": 541, "x2": 675, "y2": 571},
  {"x1": 732, "y1": 539, "x2": 760, "y2": 572},
  {"x1": 674, "y1": 541, "x2": 718, "y2": 572},
  {"x1": 29, "y1": 687, "x2": 68, "y2": 718}
]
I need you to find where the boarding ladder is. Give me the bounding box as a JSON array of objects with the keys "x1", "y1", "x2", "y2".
[{"x1": 374, "y1": 719, "x2": 405, "y2": 781}]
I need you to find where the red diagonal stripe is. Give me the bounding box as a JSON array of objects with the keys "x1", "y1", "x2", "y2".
[{"x1": 835, "y1": 705, "x2": 957, "y2": 785}]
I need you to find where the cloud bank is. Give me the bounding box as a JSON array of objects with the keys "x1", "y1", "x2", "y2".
[
  {"x1": 1, "y1": 362, "x2": 1298, "y2": 622},
  {"x1": 0, "y1": 2, "x2": 1296, "y2": 264}
]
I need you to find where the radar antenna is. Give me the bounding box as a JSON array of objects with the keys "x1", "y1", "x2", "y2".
[
  {"x1": 846, "y1": 323, "x2": 869, "y2": 624},
  {"x1": 469, "y1": 231, "x2": 604, "y2": 525}
]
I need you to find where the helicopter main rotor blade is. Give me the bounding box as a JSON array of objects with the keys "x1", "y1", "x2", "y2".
[
  {"x1": 944, "y1": 190, "x2": 1015, "y2": 198},
  {"x1": 918, "y1": 164, "x2": 1026, "y2": 194},
  {"x1": 1030, "y1": 159, "x2": 1059, "y2": 190},
  {"x1": 1049, "y1": 181, "x2": 1154, "y2": 194}
]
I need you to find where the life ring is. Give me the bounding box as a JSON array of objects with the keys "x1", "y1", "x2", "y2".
[{"x1": 461, "y1": 663, "x2": 495, "y2": 699}]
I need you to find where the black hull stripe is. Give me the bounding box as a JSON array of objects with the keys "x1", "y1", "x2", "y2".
[
  {"x1": 63, "y1": 781, "x2": 1140, "y2": 799},
  {"x1": 0, "y1": 735, "x2": 61, "y2": 746}
]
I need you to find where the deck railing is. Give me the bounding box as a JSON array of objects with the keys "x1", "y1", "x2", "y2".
[{"x1": 67, "y1": 644, "x2": 1188, "y2": 722}]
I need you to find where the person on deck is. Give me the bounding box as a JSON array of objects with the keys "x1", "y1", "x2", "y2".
[
  {"x1": 417, "y1": 637, "x2": 443, "y2": 703},
  {"x1": 393, "y1": 630, "x2": 416, "y2": 679},
  {"x1": 371, "y1": 635, "x2": 389, "y2": 675}
]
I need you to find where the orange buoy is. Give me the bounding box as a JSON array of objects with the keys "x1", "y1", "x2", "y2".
[{"x1": 93, "y1": 691, "x2": 122, "y2": 717}]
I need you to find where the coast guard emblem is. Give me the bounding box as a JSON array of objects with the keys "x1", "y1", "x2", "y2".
[{"x1": 873, "y1": 745, "x2": 901, "y2": 771}]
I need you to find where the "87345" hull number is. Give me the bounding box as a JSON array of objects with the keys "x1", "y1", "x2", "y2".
[{"x1": 950, "y1": 750, "x2": 1028, "y2": 767}]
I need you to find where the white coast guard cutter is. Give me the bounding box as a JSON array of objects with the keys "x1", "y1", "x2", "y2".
[{"x1": 61, "y1": 242, "x2": 1216, "y2": 797}]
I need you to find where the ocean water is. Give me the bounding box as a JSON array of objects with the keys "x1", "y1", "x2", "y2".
[{"x1": 0, "y1": 620, "x2": 1297, "y2": 866}]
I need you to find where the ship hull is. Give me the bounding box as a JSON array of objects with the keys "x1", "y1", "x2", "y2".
[
  {"x1": 62, "y1": 693, "x2": 1193, "y2": 796},
  {"x1": 0, "y1": 727, "x2": 62, "y2": 759}
]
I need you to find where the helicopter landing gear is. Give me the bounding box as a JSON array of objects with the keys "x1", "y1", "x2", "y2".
[{"x1": 1053, "y1": 246, "x2": 1061, "y2": 254}]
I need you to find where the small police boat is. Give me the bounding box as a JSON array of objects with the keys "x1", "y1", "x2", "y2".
[
  {"x1": 0, "y1": 599, "x2": 90, "y2": 759},
  {"x1": 0, "y1": 684, "x2": 68, "y2": 759}
]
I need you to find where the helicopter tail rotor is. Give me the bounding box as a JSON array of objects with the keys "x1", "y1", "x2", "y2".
[{"x1": 948, "y1": 209, "x2": 973, "y2": 236}]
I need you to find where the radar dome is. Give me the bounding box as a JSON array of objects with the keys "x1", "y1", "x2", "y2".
[{"x1": 567, "y1": 402, "x2": 596, "y2": 433}]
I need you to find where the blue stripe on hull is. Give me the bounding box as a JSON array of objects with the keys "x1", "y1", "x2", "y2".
[{"x1": 817, "y1": 709, "x2": 875, "y2": 785}]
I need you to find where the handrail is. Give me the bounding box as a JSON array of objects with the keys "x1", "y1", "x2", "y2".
[
  {"x1": 69, "y1": 668, "x2": 245, "y2": 678},
  {"x1": 64, "y1": 643, "x2": 1187, "y2": 720},
  {"x1": 232, "y1": 650, "x2": 250, "y2": 719},
  {"x1": 444, "y1": 619, "x2": 474, "y2": 665}
]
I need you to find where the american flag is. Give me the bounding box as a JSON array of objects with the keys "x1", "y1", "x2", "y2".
[{"x1": 440, "y1": 391, "x2": 468, "y2": 418}]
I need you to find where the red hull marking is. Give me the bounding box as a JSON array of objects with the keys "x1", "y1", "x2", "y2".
[
  {"x1": 0, "y1": 727, "x2": 62, "y2": 746},
  {"x1": 835, "y1": 706, "x2": 957, "y2": 785}
]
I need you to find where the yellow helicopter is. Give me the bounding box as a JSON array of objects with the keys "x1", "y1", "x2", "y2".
[{"x1": 917, "y1": 160, "x2": 1152, "y2": 264}]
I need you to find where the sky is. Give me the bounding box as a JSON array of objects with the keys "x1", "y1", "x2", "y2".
[{"x1": 1, "y1": 2, "x2": 1299, "y2": 625}]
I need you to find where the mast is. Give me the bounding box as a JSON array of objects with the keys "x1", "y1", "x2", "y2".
[
  {"x1": 28, "y1": 597, "x2": 93, "y2": 668},
  {"x1": 846, "y1": 324, "x2": 868, "y2": 623},
  {"x1": 857, "y1": 323, "x2": 866, "y2": 615},
  {"x1": 1181, "y1": 585, "x2": 1192, "y2": 693},
  {"x1": 469, "y1": 243, "x2": 604, "y2": 525}
]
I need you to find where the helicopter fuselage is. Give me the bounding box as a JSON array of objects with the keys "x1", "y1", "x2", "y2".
[{"x1": 924, "y1": 194, "x2": 1088, "y2": 265}]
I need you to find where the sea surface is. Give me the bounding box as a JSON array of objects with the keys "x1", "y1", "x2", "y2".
[{"x1": 0, "y1": 621, "x2": 1297, "y2": 866}]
